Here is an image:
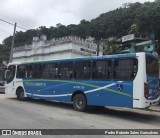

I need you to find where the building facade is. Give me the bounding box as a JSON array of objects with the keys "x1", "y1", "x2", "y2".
[{"x1": 13, "y1": 35, "x2": 103, "y2": 62}]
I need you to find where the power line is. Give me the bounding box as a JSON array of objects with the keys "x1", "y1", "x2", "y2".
[{"x1": 0, "y1": 18, "x2": 28, "y2": 31}]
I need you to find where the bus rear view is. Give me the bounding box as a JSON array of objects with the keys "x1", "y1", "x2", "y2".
[
  {"x1": 134, "y1": 53, "x2": 160, "y2": 109},
  {"x1": 145, "y1": 54, "x2": 160, "y2": 106}
]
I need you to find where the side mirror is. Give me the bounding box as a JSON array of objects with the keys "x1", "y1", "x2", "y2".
[{"x1": 5, "y1": 70, "x2": 9, "y2": 79}]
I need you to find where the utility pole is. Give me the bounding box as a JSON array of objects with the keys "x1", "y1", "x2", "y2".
[{"x1": 9, "y1": 23, "x2": 17, "y2": 63}]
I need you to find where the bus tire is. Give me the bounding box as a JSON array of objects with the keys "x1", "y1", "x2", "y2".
[
  {"x1": 17, "y1": 88, "x2": 25, "y2": 101},
  {"x1": 73, "y1": 94, "x2": 87, "y2": 112}
]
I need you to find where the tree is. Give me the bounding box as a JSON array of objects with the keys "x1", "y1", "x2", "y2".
[
  {"x1": 1, "y1": 0, "x2": 160, "y2": 60},
  {"x1": 103, "y1": 39, "x2": 119, "y2": 55}
]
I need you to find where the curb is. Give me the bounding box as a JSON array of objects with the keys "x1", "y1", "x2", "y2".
[{"x1": 148, "y1": 105, "x2": 160, "y2": 112}]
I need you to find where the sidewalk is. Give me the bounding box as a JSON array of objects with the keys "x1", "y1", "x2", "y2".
[{"x1": 149, "y1": 105, "x2": 160, "y2": 112}]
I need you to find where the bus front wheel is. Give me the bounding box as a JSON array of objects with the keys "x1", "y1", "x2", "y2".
[
  {"x1": 73, "y1": 94, "x2": 87, "y2": 111},
  {"x1": 17, "y1": 88, "x2": 25, "y2": 101}
]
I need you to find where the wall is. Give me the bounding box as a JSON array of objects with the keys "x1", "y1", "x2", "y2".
[{"x1": 12, "y1": 36, "x2": 103, "y2": 62}]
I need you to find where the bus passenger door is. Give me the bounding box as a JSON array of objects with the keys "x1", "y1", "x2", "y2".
[{"x1": 5, "y1": 65, "x2": 16, "y2": 95}]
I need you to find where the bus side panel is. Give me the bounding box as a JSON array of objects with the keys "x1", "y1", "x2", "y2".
[
  {"x1": 86, "y1": 81, "x2": 133, "y2": 108},
  {"x1": 23, "y1": 80, "x2": 72, "y2": 102},
  {"x1": 24, "y1": 80, "x2": 133, "y2": 108},
  {"x1": 23, "y1": 79, "x2": 133, "y2": 108}
]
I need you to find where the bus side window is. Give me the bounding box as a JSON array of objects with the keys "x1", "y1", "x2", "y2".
[
  {"x1": 92, "y1": 60, "x2": 111, "y2": 80},
  {"x1": 28, "y1": 64, "x2": 42, "y2": 79},
  {"x1": 42, "y1": 64, "x2": 52, "y2": 79},
  {"x1": 17, "y1": 65, "x2": 27, "y2": 78},
  {"x1": 113, "y1": 58, "x2": 138, "y2": 80},
  {"x1": 69, "y1": 71, "x2": 73, "y2": 78},
  {"x1": 59, "y1": 62, "x2": 73, "y2": 79},
  {"x1": 29, "y1": 71, "x2": 32, "y2": 78},
  {"x1": 131, "y1": 60, "x2": 138, "y2": 79},
  {"x1": 74, "y1": 61, "x2": 91, "y2": 80},
  {"x1": 28, "y1": 65, "x2": 32, "y2": 78}
]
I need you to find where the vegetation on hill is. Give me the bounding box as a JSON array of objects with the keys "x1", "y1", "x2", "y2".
[{"x1": 1, "y1": 0, "x2": 160, "y2": 61}]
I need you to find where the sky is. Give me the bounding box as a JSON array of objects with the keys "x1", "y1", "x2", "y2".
[{"x1": 0, "y1": 0, "x2": 155, "y2": 44}]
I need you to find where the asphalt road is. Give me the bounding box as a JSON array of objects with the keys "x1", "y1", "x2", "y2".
[{"x1": 0, "y1": 93, "x2": 160, "y2": 138}]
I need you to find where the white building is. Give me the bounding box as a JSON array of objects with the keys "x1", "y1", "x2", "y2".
[{"x1": 12, "y1": 35, "x2": 103, "y2": 62}]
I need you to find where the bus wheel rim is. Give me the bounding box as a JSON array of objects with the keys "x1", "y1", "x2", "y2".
[
  {"x1": 20, "y1": 91, "x2": 24, "y2": 98},
  {"x1": 77, "y1": 98, "x2": 84, "y2": 108}
]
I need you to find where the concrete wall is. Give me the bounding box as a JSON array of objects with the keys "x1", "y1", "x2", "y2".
[{"x1": 12, "y1": 36, "x2": 103, "y2": 62}]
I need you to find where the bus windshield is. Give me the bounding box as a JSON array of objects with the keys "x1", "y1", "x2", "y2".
[
  {"x1": 6, "y1": 65, "x2": 16, "y2": 84},
  {"x1": 146, "y1": 56, "x2": 159, "y2": 77}
]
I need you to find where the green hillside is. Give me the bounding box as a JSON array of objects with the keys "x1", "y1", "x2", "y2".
[{"x1": 1, "y1": 0, "x2": 160, "y2": 61}]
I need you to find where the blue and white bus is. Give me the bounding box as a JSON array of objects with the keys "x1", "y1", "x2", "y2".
[{"x1": 5, "y1": 52, "x2": 160, "y2": 111}]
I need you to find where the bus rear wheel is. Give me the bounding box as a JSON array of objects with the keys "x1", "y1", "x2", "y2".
[
  {"x1": 17, "y1": 88, "x2": 25, "y2": 101},
  {"x1": 73, "y1": 94, "x2": 87, "y2": 111}
]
